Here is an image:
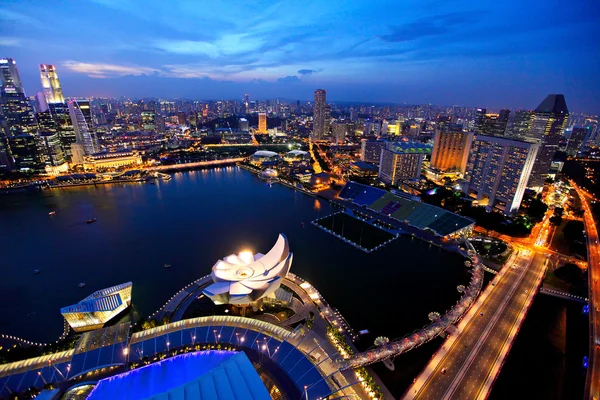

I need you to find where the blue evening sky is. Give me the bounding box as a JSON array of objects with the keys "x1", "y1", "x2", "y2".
[{"x1": 1, "y1": 0, "x2": 599, "y2": 112}]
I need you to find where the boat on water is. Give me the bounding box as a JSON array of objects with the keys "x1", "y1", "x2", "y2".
[
  {"x1": 164, "y1": 263, "x2": 171, "y2": 268},
  {"x1": 78, "y1": 282, "x2": 86, "y2": 288},
  {"x1": 86, "y1": 218, "x2": 97, "y2": 224},
  {"x1": 33, "y1": 269, "x2": 40, "y2": 275},
  {"x1": 48, "y1": 211, "x2": 56, "y2": 216}
]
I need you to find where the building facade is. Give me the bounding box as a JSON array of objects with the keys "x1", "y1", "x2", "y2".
[
  {"x1": 69, "y1": 100, "x2": 98, "y2": 155},
  {"x1": 378, "y1": 142, "x2": 430, "y2": 184},
  {"x1": 431, "y1": 125, "x2": 473, "y2": 173},
  {"x1": 360, "y1": 139, "x2": 385, "y2": 163},
  {"x1": 39, "y1": 64, "x2": 65, "y2": 105},
  {"x1": 464, "y1": 135, "x2": 539, "y2": 214},
  {"x1": 257, "y1": 112, "x2": 267, "y2": 133},
  {"x1": 527, "y1": 94, "x2": 569, "y2": 188},
  {"x1": 312, "y1": 89, "x2": 327, "y2": 140}
]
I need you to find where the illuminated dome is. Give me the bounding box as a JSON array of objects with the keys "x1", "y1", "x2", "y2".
[
  {"x1": 260, "y1": 168, "x2": 278, "y2": 178},
  {"x1": 203, "y1": 234, "x2": 293, "y2": 305}
]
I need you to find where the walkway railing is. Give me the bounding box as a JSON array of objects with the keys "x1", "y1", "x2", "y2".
[{"x1": 339, "y1": 237, "x2": 484, "y2": 369}]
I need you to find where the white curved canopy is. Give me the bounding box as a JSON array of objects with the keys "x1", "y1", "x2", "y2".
[{"x1": 203, "y1": 234, "x2": 293, "y2": 305}]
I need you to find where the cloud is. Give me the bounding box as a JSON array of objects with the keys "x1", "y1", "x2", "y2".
[
  {"x1": 380, "y1": 12, "x2": 478, "y2": 42},
  {"x1": 277, "y1": 75, "x2": 301, "y2": 84},
  {"x1": 153, "y1": 40, "x2": 219, "y2": 57},
  {"x1": 297, "y1": 69, "x2": 320, "y2": 75},
  {"x1": 63, "y1": 61, "x2": 160, "y2": 77},
  {"x1": 0, "y1": 38, "x2": 21, "y2": 47},
  {"x1": 0, "y1": 8, "x2": 39, "y2": 25}
]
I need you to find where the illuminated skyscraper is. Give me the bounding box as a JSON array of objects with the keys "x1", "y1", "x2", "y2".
[
  {"x1": 0, "y1": 58, "x2": 40, "y2": 172},
  {"x1": 39, "y1": 64, "x2": 65, "y2": 105},
  {"x1": 312, "y1": 89, "x2": 327, "y2": 140},
  {"x1": 464, "y1": 135, "x2": 539, "y2": 214},
  {"x1": 509, "y1": 110, "x2": 534, "y2": 139},
  {"x1": 431, "y1": 125, "x2": 473, "y2": 173},
  {"x1": 527, "y1": 94, "x2": 569, "y2": 188},
  {"x1": 0, "y1": 58, "x2": 36, "y2": 136},
  {"x1": 68, "y1": 100, "x2": 98, "y2": 155},
  {"x1": 257, "y1": 112, "x2": 267, "y2": 133}
]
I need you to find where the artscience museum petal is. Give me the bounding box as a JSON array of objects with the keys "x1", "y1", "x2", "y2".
[{"x1": 203, "y1": 234, "x2": 293, "y2": 305}]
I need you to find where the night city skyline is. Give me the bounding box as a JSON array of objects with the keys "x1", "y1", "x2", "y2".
[
  {"x1": 1, "y1": 0, "x2": 599, "y2": 112},
  {"x1": 2, "y1": 1, "x2": 600, "y2": 399}
]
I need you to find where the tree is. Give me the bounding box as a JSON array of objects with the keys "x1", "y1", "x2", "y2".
[{"x1": 527, "y1": 198, "x2": 548, "y2": 222}]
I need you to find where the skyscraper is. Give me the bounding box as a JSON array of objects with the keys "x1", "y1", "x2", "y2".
[
  {"x1": 312, "y1": 89, "x2": 327, "y2": 140},
  {"x1": 475, "y1": 110, "x2": 510, "y2": 136},
  {"x1": 0, "y1": 58, "x2": 40, "y2": 172},
  {"x1": 360, "y1": 139, "x2": 386, "y2": 163},
  {"x1": 431, "y1": 124, "x2": 473, "y2": 173},
  {"x1": 332, "y1": 122, "x2": 348, "y2": 145},
  {"x1": 257, "y1": 112, "x2": 267, "y2": 133},
  {"x1": 68, "y1": 100, "x2": 98, "y2": 155},
  {"x1": 49, "y1": 102, "x2": 76, "y2": 161},
  {"x1": 566, "y1": 126, "x2": 587, "y2": 156},
  {"x1": 0, "y1": 58, "x2": 36, "y2": 136},
  {"x1": 464, "y1": 135, "x2": 539, "y2": 214},
  {"x1": 39, "y1": 64, "x2": 65, "y2": 105},
  {"x1": 509, "y1": 110, "x2": 534, "y2": 139},
  {"x1": 527, "y1": 94, "x2": 569, "y2": 188}
]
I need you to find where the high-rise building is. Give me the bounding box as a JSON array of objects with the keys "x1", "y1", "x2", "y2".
[
  {"x1": 475, "y1": 110, "x2": 510, "y2": 136},
  {"x1": 360, "y1": 139, "x2": 386, "y2": 163},
  {"x1": 68, "y1": 100, "x2": 98, "y2": 155},
  {"x1": 527, "y1": 94, "x2": 569, "y2": 188},
  {"x1": 7, "y1": 134, "x2": 45, "y2": 173},
  {"x1": 474, "y1": 108, "x2": 487, "y2": 132},
  {"x1": 39, "y1": 64, "x2": 65, "y2": 105},
  {"x1": 49, "y1": 102, "x2": 76, "y2": 161},
  {"x1": 177, "y1": 111, "x2": 187, "y2": 125},
  {"x1": 141, "y1": 111, "x2": 156, "y2": 132},
  {"x1": 510, "y1": 110, "x2": 534, "y2": 139},
  {"x1": 0, "y1": 58, "x2": 37, "y2": 136},
  {"x1": 464, "y1": 135, "x2": 539, "y2": 214},
  {"x1": 244, "y1": 94, "x2": 249, "y2": 113},
  {"x1": 312, "y1": 89, "x2": 327, "y2": 140},
  {"x1": 431, "y1": 124, "x2": 473, "y2": 173},
  {"x1": 378, "y1": 142, "x2": 431, "y2": 184},
  {"x1": 332, "y1": 122, "x2": 348, "y2": 145},
  {"x1": 239, "y1": 118, "x2": 249, "y2": 132},
  {"x1": 566, "y1": 126, "x2": 587, "y2": 156},
  {"x1": 257, "y1": 112, "x2": 267, "y2": 133}
]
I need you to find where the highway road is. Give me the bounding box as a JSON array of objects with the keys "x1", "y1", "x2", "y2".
[
  {"x1": 573, "y1": 182, "x2": 600, "y2": 400},
  {"x1": 405, "y1": 252, "x2": 547, "y2": 400}
]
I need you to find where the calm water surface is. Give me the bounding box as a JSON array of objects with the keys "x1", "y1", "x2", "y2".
[{"x1": 0, "y1": 167, "x2": 467, "y2": 349}]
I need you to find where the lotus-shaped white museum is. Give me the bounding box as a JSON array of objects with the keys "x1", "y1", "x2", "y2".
[{"x1": 203, "y1": 234, "x2": 293, "y2": 305}]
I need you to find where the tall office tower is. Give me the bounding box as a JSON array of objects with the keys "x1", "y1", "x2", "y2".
[
  {"x1": 378, "y1": 142, "x2": 431, "y2": 184},
  {"x1": 510, "y1": 110, "x2": 534, "y2": 139},
  {"x1": 332, "y1": 122, "x2": 348, "y2": 145},
  {"x1": 177, "y1": 111, "x2": 186, "y2": 125},
  {"x1": 245, "y1": 94, "x2": 250, "y2": 113},
  {"x1": 68, "y1": 100, "x2": 98, "y2": 155},
  {"x1": 431, "y1": 124, "x2": 473, "y2": 173},
  {"x1": 35, "y1": 91, "x2": 48, "y2": 113},
  {"x1": 39, "y1": 64, "x2": 65, "y2": 105},
  {"x1": 360, "y1": 139, "x2": 386, "y2": 163},
  {"x1": 312, "y1": 89, "x2": 327, "y2": 140},
  {"x1": 464, "y1": 135, "x2": 539, "y2": 215},
  {"x1": 566, "y1": 126, "x2": 587, "y2": 156},
  {"x1": 7, "y1": 134, "x2": 45, "y2": 173},
  {"x1": 36, "y1": 110, "x2": 64, "y2": 168},
  {"x1": 49, "y1": 102, "x2": 76, "y2": 160},
  {"x1": 476, "y1": 110, "x2": 510, "y2": 136},
  {"x1": 141, "y1": 111, "x2": 156, "y2": 132},
  {"x1": 238, "y1": 117, "x2": 249, "y2": 132},
  {"x1": 527, "y1": 94, "x2": 569, "y2": 188},
  {"x1": 0, "y1": 58, "x2": 37, "y2": 136},
  {"x1": 256, "y1": 112, "x2": 267, "y2": 133},
  {"x1": 474, "y1": 108, "x2": 487, "y2": 132}
]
